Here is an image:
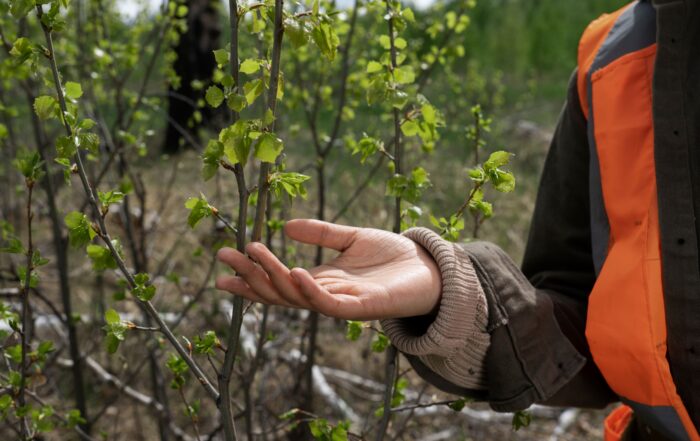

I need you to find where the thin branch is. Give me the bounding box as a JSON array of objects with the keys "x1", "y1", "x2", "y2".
[
  {"x1": 19, "y1": 179, "x2": 34, "y2": 440},
  {"x1": 321, "y1": 0, "x2": 359, "y2": 157},
  {"x1": 218, "y1": 1, "x2": 245, "y2": 440},
  {"x1": 251, "y1": 0, "x2": 285, "y2": 243},
  {"x1": 390, "y1": 399, "x2": 462, "y2": 413},
  {"x1": 331, "y1": 155, "x2": 386, "y2": 222},
  {"x1": 35, "y1": 4, "x2": 219, "y2": 402},
  {"x1": 378, "y1": 1, "x2": 403, "y2": 438}
]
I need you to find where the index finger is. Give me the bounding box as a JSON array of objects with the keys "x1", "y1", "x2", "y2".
[{"x1": 284, "y1": 219, "x2": 359, "y2": 252}]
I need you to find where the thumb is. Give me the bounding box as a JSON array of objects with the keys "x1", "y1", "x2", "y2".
[{"x1": 284, "y1": 219, "x2": 359, "y2": 251}]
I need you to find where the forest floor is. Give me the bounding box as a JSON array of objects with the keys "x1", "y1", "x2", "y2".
[{"x1": 2, "y1": 116, "x2": 612, "y2": 440}]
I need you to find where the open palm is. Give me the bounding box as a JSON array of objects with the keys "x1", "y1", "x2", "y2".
[{"x1": 215, "y1": 219, "x2": 442, "y2": 320}]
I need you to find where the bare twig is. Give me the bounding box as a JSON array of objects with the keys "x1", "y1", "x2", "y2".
[{"x1": 378, "y1": 0, "x2": 403, "y2": 438}]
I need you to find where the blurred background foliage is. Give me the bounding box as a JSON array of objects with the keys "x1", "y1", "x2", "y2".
[{"x1": 0, "y1": 0, "x2": 629, "y2": 439}]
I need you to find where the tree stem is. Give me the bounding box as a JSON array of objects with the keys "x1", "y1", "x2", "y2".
[
  {"x1": 19, "y1": 181, "x2": 34, "y2": 441},
  {"x1": 379, "y1": 1, "x2": 402, "y2": 439},
  {"x1": 35, "y1": 3, "x2": 219, "y2": 403}
]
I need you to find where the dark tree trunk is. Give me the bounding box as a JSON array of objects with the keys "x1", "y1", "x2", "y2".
[{"x1": 163, "y1": 0, "x2": 222, "y2": 153}]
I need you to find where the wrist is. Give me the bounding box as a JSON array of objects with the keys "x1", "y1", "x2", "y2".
[{"x1": 382, "y1": 227, "x2": 490, "y2": 360}]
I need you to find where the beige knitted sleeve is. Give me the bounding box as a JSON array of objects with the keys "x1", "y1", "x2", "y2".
[{"x1": 380, "y1": 227, "x2": 490, "y2": 390}]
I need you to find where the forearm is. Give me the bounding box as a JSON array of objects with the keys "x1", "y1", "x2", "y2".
[
  {"x1": 382, "y1": 69, "x2": 618, "y2": 410},
  {"x1": 381, "y1": 235, "x2": 615, "y2": 409}
]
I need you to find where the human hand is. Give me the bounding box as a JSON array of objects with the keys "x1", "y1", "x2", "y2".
[{"x1": 215, "y1": 219, "x2": 442, "y2": 320}]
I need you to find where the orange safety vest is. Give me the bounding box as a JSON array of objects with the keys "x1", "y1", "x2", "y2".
[{"x1": 577, "y1": 2, "x2": 699, "y2": 441}]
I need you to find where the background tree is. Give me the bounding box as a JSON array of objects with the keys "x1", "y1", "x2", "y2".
[{"x1": 0, "y1": 0, "x2": 626, "y2": 440}]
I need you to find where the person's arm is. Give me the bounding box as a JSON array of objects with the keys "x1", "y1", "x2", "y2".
[
  {"x1": 214, "y1": 69, "x2": 617, "y2": 410},
  {"x1": 380, "y1": 70, "x2": 617, "y2": 410}
]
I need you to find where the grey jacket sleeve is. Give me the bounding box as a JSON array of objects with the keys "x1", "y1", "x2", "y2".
[{"x1": 382, "y1": 70, "x2": 617, "y2": 411}]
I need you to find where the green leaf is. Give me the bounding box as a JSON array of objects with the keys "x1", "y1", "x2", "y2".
[
  {"x1": 512, "y1": 410, "x2": 532, "y2": 431},
  {"x1": 240, "y1": 59, "x2": 260, "y2": 75},
  {"x1": 401, "y1": 120, "x2": 419, "y2": 137},
  {"x1": 193, "y1": 330, "x2": 220, "y2": 355},
  {"x1": 10, "y1": 0, "x2": 34, "y2": 19},
  {"x1": 394, "y1": 66, "x2": 415, "y2": 84},
  {"x1": 77, "y1": 132, "x2": 100, "y2": 154},
  {"x1": 33, "y1": 96, "x2": 57, "y2": 120},
  {"x1": 309, "y1": 419, "x2": 328, "y2": 437},
  {"x1": 227, "y1": 94, "x2": 246, "y2": 112},
  {"x1": 378, "y1": 35, "x2": 391, "y2": 50},
  {"x1": 492, "y1": 171, "x2": 516, "y2": 193},
  {"x1": 448, "y1": 398, "x2": 467, "y2": 412},
  {"x1": 371, "y1": 332, "x2": 389, "y2": 353},
  {"x1": 31, "y1": 405, "x2": 55, "y2": 433},
  {"x1": 422, "y1": 104, "x2": 437, "y2": 125},
  {"x1": 98, "y1": 190, "x2": 125, "y2": 209},
  {"x1": 385, "y1": 167, "x2": 431, "y2": 204},
  {"x1": 220, "y1": 74, "x2": 234, "y2": 88},
  {"x1": 347, "y1": 135, "x2": 382, "y2": 164},
  {"x1": 65, "y1": 410, "x2": 86, "y2": 429},
  {"x1": 468, "y1": 167, "x2": 485, "y2": 182},
  {"x1": 201, "y1": 140, "x2": 224, "y2": 180},
  {"x1": 213, "y1": 48, "x2": 229, "y2": 66},
  {"x1": 185, "y1": 196, "x2": 212, "y2": 228},
  {"x1": 345, "y1": 321, "x2": 363, "y2": 341},
  {"x1": 132, "y1": 273, "x2": 156, "y2": 301},
  {"x1": 286, "y1": 20, "x2": 309, "y2": 48},
  {"x1": 31, "y1": 250, "x2": 49, "y2": 268},
  {"x1": 0, "y1": 395, "x2": 12, "y2": 412},
  {"x1": 6, "y1": 344, "x2": 22, "y2": 364},
  {"x1": 103, "y1": 308, "x2": 128, "y2": 354},
  {"x1": 105, "y1": 334, "x2": 120, "y2": 353},
  {"x1": 166, "y1": 354, "x2": 189, "y2": 389},
  {"x1": 65, "y1": 82, "x2": 83, "y2": 100},
  {"x1": 254, "y1": 133, "x2": 283, "y2": 163},
  {"x1": 86, "y1": 243, "x2": 118, "y2": 271},
  {"x1": 389, "y1": 89, "x2": 409, "y2": 109},
  {"x1": 311, "y1": 22, "x2": 339, "y2": 61},
  {"x1": 243, "y1": 79, "x2": 264, "y2": 105},
  {"x1": 8, "y1": 370, "x2": 22, "y2": 389},
  {"x1": 9, "y1": 37, "x2": 35, "y2": 64},
  {"x1": 205, "y1": 85, "x2": 224, "y2": 108},
  {"x1": 56, "y1": 136, "x2": 76, "y2": 159},
  {"x1": 330, "y1": 424, "x2": 348, "y2": 441},
  {"x1": 176, "y1": 4, "x2": 188, "y2": 17},
  {"x1": 446, "y1": 11, "x2": 457, "y2": 29},
  {"x1": 482, "y1": 151, "x2": 516, "y2": 192},
  {"x1": 251, "y1": 10, "x2": 266, "y2": 33},
  {"x1": 366, "y1": 61, "x2": 383, "y2": 74},
  {"x1": 394, "y1": 37, "x2": 407, "y2": 50},
  {"x1": 104, "y1": 308, "x2": 120, "y2": 325},
  {"x1": 13, "y1": 150, "x2": 43, "y2": 180},
  {"x1": 65, "y1": 211, "x2": 96, "y2": 248},
  {"x1": 263, "y1": 109, "x2": 275, "y2": 126},
  {"x1": 279, "y1": 409, "x2": 299, "y2": 420},
  {"x1": 0, "y1": 223, "x2": 24, "y2": 254},
  {"x1": 78, "y1": 118, "x2": 96, "y2": 130},
  {"x1": 219, "y1": 121, "x2": 252, "y2": 166},
  {"x1": 412, "y1": 167, "x2": 429, "y2": 186},
  {"x1": 269, "y1": 172, "x2": 310, "y2": 200},
  {"x1": 484, "y1": 150, "x2": 512, "y2": 169}
]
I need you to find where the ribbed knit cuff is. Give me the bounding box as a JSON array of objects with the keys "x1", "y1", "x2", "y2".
[{"x1": 380, "y1": 227, "x2": 490, "y2": 389}]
